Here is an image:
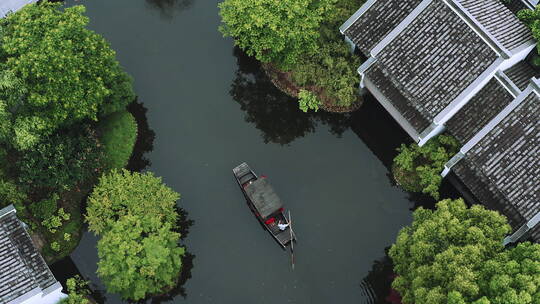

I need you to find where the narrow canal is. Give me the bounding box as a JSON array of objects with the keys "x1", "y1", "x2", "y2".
[{"x1": 65, "y1": 0, "x2": 417, "y2": 302}]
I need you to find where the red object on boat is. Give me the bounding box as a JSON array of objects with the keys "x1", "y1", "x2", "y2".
[
  {"x1": 261, "y1": 175, "x2": 267, "y2": 178},
  {"x1": 265, "y1": 217, "x2": 275, "y2": 225},
  {"x1": 279, "y1": 208, "x2": 284, "y2": 212}
]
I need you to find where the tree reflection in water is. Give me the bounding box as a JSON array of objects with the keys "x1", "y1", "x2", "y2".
[
  {"x1": 230, "y1": 48, "x2": 352, "y2": 145},
  {"x1": 360, "y1": 249, "x2": 400, "y2": 304},
  {"x1": 127, "y1": 99, "x2": 156, "y2": 172},
  {"x1": 145, "y1": 0, "x2": 194, "y2": 19}
]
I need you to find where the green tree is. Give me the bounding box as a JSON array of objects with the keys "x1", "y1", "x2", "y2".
[
  {"x1": 389, "y1": 199, "x2": 512, "y2": 304},
  {"x1": 477, "y1": 242, "x2": 540, "y2": 304},
  {"x1": 98, "y1": 110, "x2": 137, "y2": 171},
  {"x1": 97, "y1": 214, "x2": 184, "y2": 300},
  {"x1": 17, "y1": 126, "x2": 104, "y2": 191},
  {"x1": 0, "y1": 2, "x2": 134, "y2": 149},
  {"x1": 392, "y1": 135, "x2": 459, "y2": 199},
  {"x1": 219, "y1": 0, "x2": 336, "y2": 69},
  {"x1": 86, "y1": 169, "x2": 179, "y2": 235}
]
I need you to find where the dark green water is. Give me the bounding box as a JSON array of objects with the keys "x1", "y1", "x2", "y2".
[{"x1": 65, "y1": 0, "x2": 416, "y2": 302}]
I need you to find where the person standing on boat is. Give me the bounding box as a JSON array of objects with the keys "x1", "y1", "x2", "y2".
[{"x1": 278, "y1": 220, "x2": 289, "y2": 231}]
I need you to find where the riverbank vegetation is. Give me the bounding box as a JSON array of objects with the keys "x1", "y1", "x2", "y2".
[
  {"x1": 518, "y1": 5, "x2": 540, "y2": 66},
  {"x1": 0, "y1": 2, "x2": 136, "y2": 262},
  {"x1": 390, "y1": 199, "x2": 540, "y2": 304},
  {"x1": 392, "y1": 135, "x2": 459, "y2": 199},
  {"x1": 219, "y1": 0, "x2": 364, "y2": 112},
  {"x1": 86, "y1": 169, "x2": 185, "y2": 301}
]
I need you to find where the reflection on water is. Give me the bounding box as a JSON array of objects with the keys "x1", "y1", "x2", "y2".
[
  {"x1": 231, "y1": 48, "x2": 353, "y2": 145},
  {"x1": 359, "y1": 250, "x2": 399, "y2": 304},
  {"x1": 127, "y1": 99, "x2": 156, "y2": 172},
  {"x1": 145, "y1": 0, "x2": 194, "y2": 19}
]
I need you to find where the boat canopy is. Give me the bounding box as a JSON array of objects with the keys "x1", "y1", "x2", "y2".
[{"x1": 244, "y1": 178, "x2": 283, "y2": 219}]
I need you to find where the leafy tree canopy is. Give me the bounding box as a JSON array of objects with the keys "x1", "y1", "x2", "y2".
[
  {"x1": 389, "y1": 199, "x2": 523, "y2": 304},
  {"x1": 518, "y1": 6, "x2": 540, "y2": 64},
  {"x1": 219, "y1": 0, "x2": 336, "y2": 70},
  {"x1": 98, "y1": 110, "x2": 138, "y2": 171},
  {"x1": 392, "y1": 135, "x2": 459, "y2": 199},
  {"x1": 97, "y1": 214, "x2": 184, "y2": 301},
  {"x1": 86, "y1": 169, "x2": 179, "y2": 235},
  {"x1": 0, "y1": 2, "x2": 134, "y2": 149},
  {"x1": 59, "y1": 276, "x2": 91, "y2": 304}
]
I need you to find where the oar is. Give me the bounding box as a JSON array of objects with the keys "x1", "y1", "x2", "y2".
[{"x1": 288, "y1": 210, "x2": 294, "y2": 270}]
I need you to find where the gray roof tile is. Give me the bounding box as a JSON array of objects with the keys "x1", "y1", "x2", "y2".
[
  {"x1": 344, "y1": 0, "x2": 422, "y2": 56},
  {"x1": 376, "y1": 0, "x2": 498, "y2": 119},
  {"x1": 446, "y1": 78, "x2": 514, "y2": 144},
  {"x1": 504, "y1": 61, "x2": 540, "y2": 91},
  {"x1": 0, "y1": 208, "x2": 57, "y2": 303},
  {"x1": 456, "y1": 0, "x2": 533, "y2": 50}
]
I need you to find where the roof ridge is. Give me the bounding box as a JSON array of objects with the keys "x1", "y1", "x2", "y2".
[{"x1": 444, "y1": 0, "x2": 511, "y2": 59}]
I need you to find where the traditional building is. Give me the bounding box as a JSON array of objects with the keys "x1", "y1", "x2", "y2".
[
  {"x1": 0, "y1": 205, "x2": 67, "y2": 304},
  {"x1": 341, "y1": 0, "x2": 540, "y2": 243},
  {"x1": 0, "y1": 0, "x2": 38, "y2": 18}
]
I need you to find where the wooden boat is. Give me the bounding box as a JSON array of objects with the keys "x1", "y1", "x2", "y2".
[{"x1": 233, "y1": 162, "x2": 296, "y2": 248}]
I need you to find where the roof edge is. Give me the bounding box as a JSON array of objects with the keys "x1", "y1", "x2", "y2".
[
  {"x1": 371, "y1": 0, "x2": 433, "y2": 57},
  {"x1": 339, "y1": 0, "x2": 377, "y2": 34},
  {"x1": 0, "y1": 204, "x2": 16, "y2": 218},
  {"x1": 444, "y1": 0, "x2": 511, "y2": 59}
]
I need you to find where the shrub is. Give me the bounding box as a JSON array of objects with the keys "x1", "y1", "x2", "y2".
[
  {"x1": 29, "y1": 193, "x2": 59, "y2": 221},
  {"x1": 98, "y1": 111, "x2": 137, "y2": 170},
  {"x1": 392, "y1": 135, "x2": 459, "y2": 199},
  {"x1": 298, "y1": 89, "x2": 321, "y2": 112},
  {"x1": 59, "y1": 276, "x2": 91, "y2": 304},
  {"x1": 17, "y1": 126, "x2": 104, "y2": 191}
]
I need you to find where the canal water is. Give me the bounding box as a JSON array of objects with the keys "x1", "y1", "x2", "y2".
[{"x1": 64, "y1": 0, "x2": 418, "y2": 303}]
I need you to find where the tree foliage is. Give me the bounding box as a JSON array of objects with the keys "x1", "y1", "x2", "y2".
[
  {"x1": 0, "y1": 2, "x2": 134, "y2": 149},
  {"x1": 86, "y1": 169, "x2": 183, "y2": 300},
  {"x1": 518, "y1": 6, "x2": 540, "y2": 65},
  {"x1": 97, "y1": 214, "x2": 184, "y2": 300},
  {"x1": 59, "y1": 275, "x2": 91, "y2": 304},
  {"x1": 17, "y1": 126, "x2": 104, "y2": 191},
  {"x1": 388, "y1": 199, "x2": 538, "y2": 304},
  {"x1": 298, "y1": 89, "x2": 320, "y2": 112},
  {"x1": 219, "y1": 0, "x2": 336, "y2": 69},
  {"x1": 392, "y1": 135, "x2": 459, "y2": 199},
  {"x1": 86, "y1": 169, "x2": 179, "y2": 235}
]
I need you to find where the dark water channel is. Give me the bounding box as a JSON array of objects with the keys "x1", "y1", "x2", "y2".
[{"x1": 60, "y1": 0, "x2": 423, "y2": 302}]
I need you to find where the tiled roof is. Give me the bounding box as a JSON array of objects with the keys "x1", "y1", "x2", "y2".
[
  {"x1": 364, "y1": 65, "x2": 430, "y2": 132},
  {"x1": 375, "y1": 0, "x2": 498, "y2": 120},
  {"x1": 456, "y1": 0, "x2": 533, "y2": 50},
  {"x1": 0, "y1": 0, "x2": 37, "y2": 18},
  {"x1": 454, "y1": 92, "x2": 540, "y2": 235},
  {"x1": 504, "y1": 61, "x2": 540, "y2": 91},
  {"x1": 446, "y1": 78, "x2": 514, "y2": 144},
  {"x1": 343, "y1": 0, "x2": 422, "y2": 56},
  {"x1": 0, "y1": 206, "x2": 57, "y2": 303}
]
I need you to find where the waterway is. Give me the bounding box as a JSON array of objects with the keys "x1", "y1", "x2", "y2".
[{"x1": 63, "y1": 0, "x2": 420, "y2": 302}]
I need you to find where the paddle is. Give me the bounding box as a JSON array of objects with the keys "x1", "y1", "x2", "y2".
[{"x1": 288, "y1": 210, "x2": 294, "y2": 270}]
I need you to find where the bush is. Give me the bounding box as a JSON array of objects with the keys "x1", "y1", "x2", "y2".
[
  {"x1": 298, "y1": 89, "x2": 321, "y2": 112},
  {"x1": 17, "y1": 126, "x2": 104, "y2": 191},
  {"x1": 392, "y1": 135, "x2": 459, "y2": 199},
  {"x1": 98, "y1": 111, "x2": 137, "y2": 170},
  {"x1": 59, "y1": 275, "x2": 91, "y2": 304},
  {"x1": 29, "y1": 193, "x2": 59, "y2": 221}
]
